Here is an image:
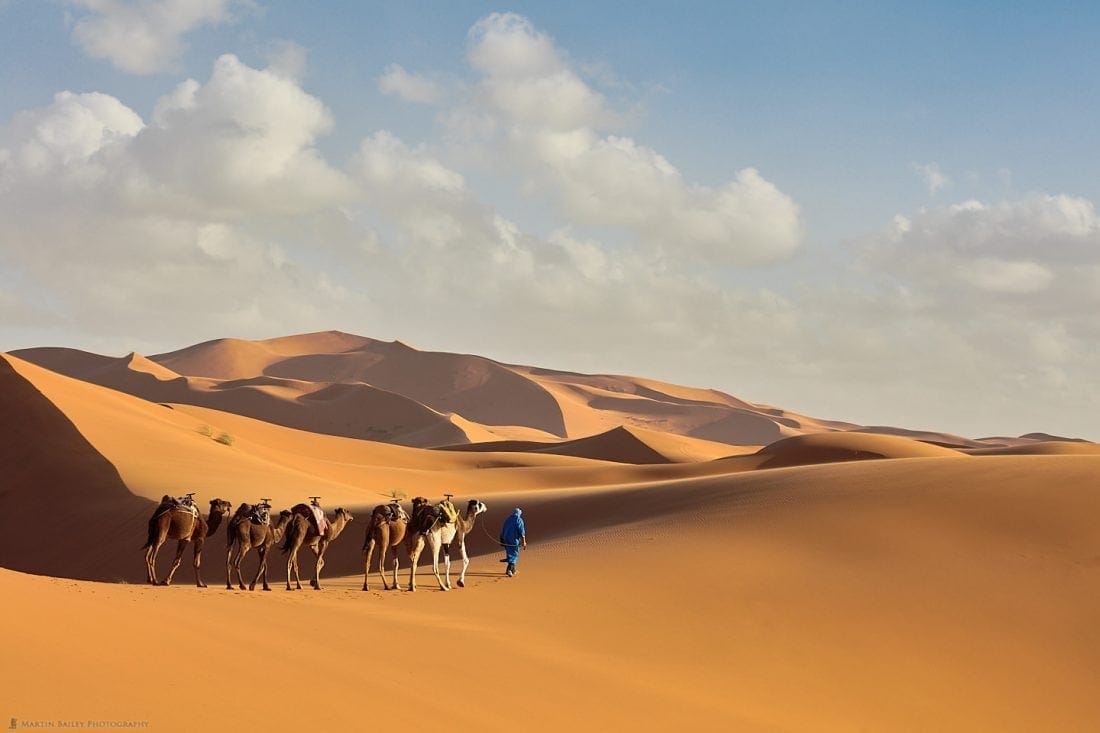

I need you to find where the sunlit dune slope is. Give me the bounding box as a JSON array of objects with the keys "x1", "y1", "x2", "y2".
[
  {"x1": 2, "y1": 453, "x2": 1098, "y2": 731},
  {"x1": 755, "y1": 431, "x2": 965, "y2": 469}
]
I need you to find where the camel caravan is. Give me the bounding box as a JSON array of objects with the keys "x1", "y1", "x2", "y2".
[{"x1": 141, "y1": 493, "x2": 488, "y2": 592}]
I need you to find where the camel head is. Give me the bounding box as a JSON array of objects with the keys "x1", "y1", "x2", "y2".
[
  {"x1": 466, "y1": 499, "x2": 487, "y2": 518},
  {"x1": 206, "y1": 498, "x2": 233, "y2": 534},
  {"x1": 334, "y1": 507, "x2": 353, "y2": 524},
  {"x1": 272, "y1": 510, "x2": 293, "y2": 542}
]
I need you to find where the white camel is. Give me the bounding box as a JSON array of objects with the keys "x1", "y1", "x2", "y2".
[{"x1": 407, "y1": 498, "x2": 487, "y2": 591}]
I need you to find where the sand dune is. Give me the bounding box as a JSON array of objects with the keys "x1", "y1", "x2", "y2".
[
  {"x1": 0, "y1": 355, "x2": 148, "y2": 581},
  {"x1": 965, "y1": 441, "x2": 1100, "y2": 456},
  {"x1": 15, "y1": 345, "x2": 483, "y2": 447},
  {"x1": 441, "y1": 424, "x2": 739, "y2": 464},
  {"x1": 755, "y1": 431, "x2": 965, "y2": 469},
  {"x1": 2, "y1": 453, "x2": 1097, "y2": 730},
  {"x1": 4, "y1": 332, "x2": 1100, "y2": 731},
  {"x1": 850, "y1": 424, "x2": 990, "y2": 449},
  {"x1": 15, "y1": 330, "x2": 870, "y2": 448}
]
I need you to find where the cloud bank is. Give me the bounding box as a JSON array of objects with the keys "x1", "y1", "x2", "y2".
[{"x1": 3, "y1": 12, "x2": 1097, "y2": 439}]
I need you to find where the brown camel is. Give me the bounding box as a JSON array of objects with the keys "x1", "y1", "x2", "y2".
[
  {"x1": 361, "y1": 502, "x2": 409, "y2": 591},
  {"x1": 281, "y1": 505, "x2": 354, "y2": 590},
  {"x1": 142, "y1": 496, "x2": 232, "y2": 586},
  {"x1": 226, "y1": 504, "x2": 292, "y2": 591}
]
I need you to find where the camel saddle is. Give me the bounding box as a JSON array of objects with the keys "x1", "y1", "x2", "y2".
[
  {"x1": 291, "y1": 503, "x2": 328, "y2": 535},
  {"x1": 157, "y1": 494, "x2": 199, "y2": 519},
  {"x1": 380, "y1": 502, "x2": 406, "y2": 523},
  {"x1": 249, "y1": 504, "x2": 271, "y2": 525},
  {"x1": 411, "y1": 504, "x2": 440, "y2": 534},
  {"x1": 438, "y1": 499, "x2": 458, "y2": 524}
]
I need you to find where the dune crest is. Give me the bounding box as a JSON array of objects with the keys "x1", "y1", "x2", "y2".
[{"x1": 756, "y1": 431, "x2": 965, "y2": 469}]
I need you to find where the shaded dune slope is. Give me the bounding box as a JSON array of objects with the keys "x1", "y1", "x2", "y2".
[{"x1": 0, "y1": 355, "x2": 150, "y2": 581}]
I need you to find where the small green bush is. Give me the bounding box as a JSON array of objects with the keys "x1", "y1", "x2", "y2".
[
  {"x1": 197, "y1": 425, "x2": 213, "y2": 437},
  {"x1": 214, "y1": 433, "x2": 235, "y2": 446}
]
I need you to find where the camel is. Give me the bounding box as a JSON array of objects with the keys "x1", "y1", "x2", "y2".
[
  {"x1": 361, "y1": 502, "x2": 409, "y2": 591},
  {"x1": 406, "y1": 497, "x2": 487, "y2": 592},
  {"x1": 452, "y1": 499, "x2": 488, "y2": 588},
  {"x1": 226, "y1": 504, "x2": 292, "y2": 591},
  {"x1": 142, "y1": 496, "x2": 232, "y2": 586},
  {"x1": 281, "y1": 505, "x2": 354, "y2": 590}
]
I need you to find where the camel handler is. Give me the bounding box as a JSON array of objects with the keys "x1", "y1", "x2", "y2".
[{"x1": 499, "y1": 508, "x2": 527, "y2": 577}]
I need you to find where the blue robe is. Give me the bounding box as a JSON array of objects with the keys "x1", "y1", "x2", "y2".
[{"x1": 500, "y1": 508, "x2": 525, "y2": 564}]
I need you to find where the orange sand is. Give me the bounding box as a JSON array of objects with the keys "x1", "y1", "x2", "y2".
[{"x1": 2, "y1": 335, "x2": 1098, "y2": 732}]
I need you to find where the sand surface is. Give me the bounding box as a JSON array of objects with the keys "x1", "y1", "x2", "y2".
[{"x1": 3, "y1": 337, "x2": 1099, "y2": 731}]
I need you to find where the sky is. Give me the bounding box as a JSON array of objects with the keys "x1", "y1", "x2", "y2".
[{"x1": 1, "y1": 1, "x2": 1098, "y2": 440}]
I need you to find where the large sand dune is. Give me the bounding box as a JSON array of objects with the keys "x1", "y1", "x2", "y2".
[
  {"x1": 2, "y1": 333, "x2": 1098, "y2": 731},
  {"x1": 14, "y1": 331, "x2": 866, "y2": 448}
]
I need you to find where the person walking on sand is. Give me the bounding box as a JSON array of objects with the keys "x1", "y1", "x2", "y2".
[{"x1": 499, "y1": 508, "x2": 526, "y2": 577}]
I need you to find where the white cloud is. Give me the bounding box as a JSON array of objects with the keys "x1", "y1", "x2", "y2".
[
  {"x1": 956, "y1": 258, "x2": 1054, "y2": 294},
  {"x1": 833, "y1": 194, "x2": 1100, "y2": 435},
  {"x1": 0, "y1": 91, "x2": 143, "y2": 178},
  {"x1": 458, "y1": 13, "x2": 801, "y2": 265},
  {"x1": 135, "y1": 54, "x2": 356, "y2": 216},
  {"x1": 912, "y1": 161, "x2": 950, "y2": 194},
  {"x1": 69, "y1": 0, "x2": 242, "y2": 74},
  {"x1": 0, "y1": 55, "x2": 366, "y2": 343},
  {"x1": 378, "y1": 64, "x2": 441, "y2": 104}
]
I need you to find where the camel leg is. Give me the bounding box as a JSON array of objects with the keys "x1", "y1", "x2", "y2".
[
  {"x1": 312, "y1": 542, "x2": 325, "y2": 590},
  {"x1": 408, "y1": 536, "x2": 425, "y2": 592},
  {"x1": 442, "y1": 541, "x2": 452, "y2": 590},
  {"x1": 236, "y1": 546, "x2": 251, "y2": 590},
  {"x1": 377, "y1": 543, "x2": 389, "y2": 591},
  {"x1": 286, "y1": 543, "x2": 302, "y2": 591},
  {"x1": 146, "y1": 524, "x2": 169, "y2": 584},
  {"x1": 192, "y1": 536, "x2": 207, "y2": 588},
  {"x1": 146, "y1": 537, "x2": 164, "y2": 585},
  {"x1": 389, "y1": 551, "x2": 400, "y2": 591},
  {"x1": 362, "y1": 539, "x2": 374, "y2": 591},
  {"x1": 250, "y1": 547, "x2": 266, "y2": 591},
  {"x1": 429, "y1": 535, "x2": 448, "y2": 592},
  {"x1": 163, "y1": 539, "x2": 188, "y2": 585},
  {"x1": 259, "y1": 546, "x2": 272, "y2": 591},
  {"x1": 457, "y1": 538, "x2": 470, "y2": 588},
  {"x1": 225, "y1": 544, "x2": 235, "y2": 590}
]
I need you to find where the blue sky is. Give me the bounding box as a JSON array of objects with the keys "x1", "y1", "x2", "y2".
[{"x1": 1, "y1": 1, "x2": 1098, "y2": 439}]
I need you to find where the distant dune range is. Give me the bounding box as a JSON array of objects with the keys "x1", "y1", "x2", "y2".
[
  {"x1": 3, "y1": 331, "x2": 1099, "y2": 730},
  {"x1": 15, "y1": 330, "x2": 861, "y2": 448}
]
